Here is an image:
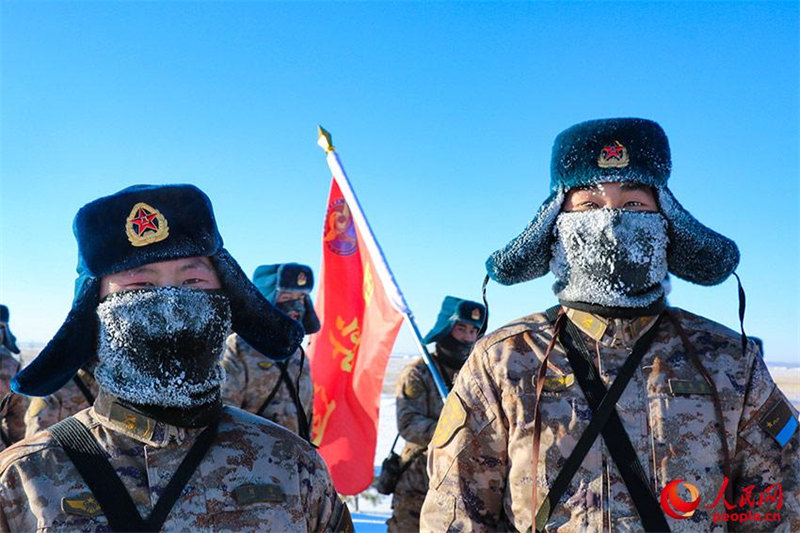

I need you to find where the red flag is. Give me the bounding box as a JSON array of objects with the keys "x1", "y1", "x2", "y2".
[{"x1": 308, "y1": 131, "x2": 406, "y2": 494}]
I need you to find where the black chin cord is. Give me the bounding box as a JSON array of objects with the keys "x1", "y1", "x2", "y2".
[
  {"x1": 479, "y1": 274, "x2": 490, "y2": 338},
  {"x1": 733, "y1": 272, "x2": 748, "y2": 357}
]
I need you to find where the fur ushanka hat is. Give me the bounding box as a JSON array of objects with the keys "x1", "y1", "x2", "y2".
[
  {"x1": 486, "y1": 118, "x2": 739, "y2": 287},
  {"x1": 423, "y1": 296, "x2": 486, "y2": 344},
  {"x1": 13, "y1": 184, "x2": 304, "y2": 397},
  {"x1": 252, "y1": 262, "x2": 321, "y2": 335}
]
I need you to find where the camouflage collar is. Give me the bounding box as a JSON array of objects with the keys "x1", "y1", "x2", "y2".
[
  {"x1": 565, "y1": 308, "x2": 659, "y2": 348},
  {"x1": 92, "y1": 390, "x2": 198, "y2": 447}
]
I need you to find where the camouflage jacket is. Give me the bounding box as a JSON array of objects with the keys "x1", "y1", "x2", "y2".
[
  {"x1": 0, "y1": 391, "x2": 350, "y2": 532},
  {"x1": 421, "y1": 307, "x2": 799, "y2": 533},
  {"x1": 25, "y1": 368, "x2": 99, "y2": 438},
  {"x1": 0, "y1": 350, "x2": 27, "y2": 450},
  {"x1": 221, "y1": 333, "x2": 313, "y2": 436},
  {"x1": 396, "y1": 354, "x2": 457, "y2": 463}
]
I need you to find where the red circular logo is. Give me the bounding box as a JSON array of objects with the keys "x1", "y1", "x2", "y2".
[{"x1": 660, "y1": 479, "x2": 701, "y2": 519}]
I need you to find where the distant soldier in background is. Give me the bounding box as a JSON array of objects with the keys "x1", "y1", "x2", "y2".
[
  {"x1": 221, "y1": 262, "x2": 319, "y2": 440},
  {"x1": 24, "y1": 358, "x2": 99, "y2": 437},
  {"x1": 387, "y1": 296, "x2": 485, "y2": 533},
  {"x1": 0, "y1": 305, "x2": 27, "y2": 451}
]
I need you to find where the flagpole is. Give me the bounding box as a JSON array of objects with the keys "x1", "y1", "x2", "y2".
[{"x1": 317, "y1": 126, "x2": 449, "y2": 401}]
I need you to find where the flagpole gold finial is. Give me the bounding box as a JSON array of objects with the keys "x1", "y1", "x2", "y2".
[{"x1": 317, "y1": 125, "x2": 335, "y2": 153}]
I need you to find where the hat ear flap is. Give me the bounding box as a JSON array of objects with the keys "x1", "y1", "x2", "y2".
[
  {"x1": 2, "y1": 326, "x2": 20, "y2": 355},
  {"x1": 485, "y1": 190, "x2": 564, "y2": 285},
  {"x1": 12, "y1": 278, "x2": 100, "y2": 396},
  {"x1": 302, "y1": 295, "x2": 321, "y2": 334},
  {"x1": 658, "y1": 188, "x2": 740, "y2": 286},
  {"x1": 211, "y1": 249, "x2": 303, "y2": 360}
]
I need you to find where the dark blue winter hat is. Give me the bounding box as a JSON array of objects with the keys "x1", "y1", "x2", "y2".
[
  {"x1": 0, "y1": 304, "x2": 20, "y2": 354},
  {"x1": 423, "y1": 296, "x2": 486, "y2": 344},
  {"x1": 486, "y1": 118, "x2": 739, "y2": 286},
  {"x1": 13, "y1": 184, "x2": 304, "y2": 397},
  {"x1": 252, "y1": 263, "x2": 321, "y2": 334}
]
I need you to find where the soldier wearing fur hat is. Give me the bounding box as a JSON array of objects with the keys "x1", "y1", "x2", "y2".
[
  {"x1": 0, "y1": 305, "x2": 27, "y2": 452},
  {"x1": 0, "y1": 185, "x2": 351, "y2": 532},
  {"x1": 421, "y1": 119, "x2": 798, "y2": 532},
  {"x1": 388, "y1": 296, "x2": 484, "y2": 533},
  {"x1": 221, "y1": 262, "x2": 319, "y2": 439}
]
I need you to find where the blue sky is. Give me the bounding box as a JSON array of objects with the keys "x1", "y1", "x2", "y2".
[{"x1": 1, "y1": 1, "x2": 798, "y2": 364}]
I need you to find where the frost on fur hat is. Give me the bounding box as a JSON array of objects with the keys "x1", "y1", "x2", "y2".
[
  {"x1": 423, "y1": 296, "x2": 486, "y2": 344},
  {"x1": 486, "y1": 118, "x2": 739, "y2": 287},
  {"x1": 252, "y1": 263, "x2": 320, "y2": 334},
  {"x1": 13, "y1": 184, "x2": 304, "y2": 397}
]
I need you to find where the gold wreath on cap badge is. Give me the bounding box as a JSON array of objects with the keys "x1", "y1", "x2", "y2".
[
  {"x1": 471, "y1": 308, "x2": 481, "y2": 320},
  {"x1": 297, "y1": 272, "x2": 308, "y2": 286},
  {"x1": 597, "y1": 140, "x2": 630, "y2": 168},
  {"x1": 126, "y1": 202, "x2": 169, "y2": 247}
]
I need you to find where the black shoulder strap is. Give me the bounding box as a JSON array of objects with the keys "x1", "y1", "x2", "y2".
[
  {"x1": 278, "y1": 358, "x2": 311, "y2": 442},
  {"x1": 535, "y1": 310, "x2": 670, "y2": 532},
  {"x1": 50, "y1": 416, "x2": 218, "y2": 532},
  {"x1": 257, "y1": 350, "x2": 312, "y2": 443},
  {"x1": 73, "y1": 374, "x2": 96, "y2": 405},
  {"x1": 145, "y1": 419, "x2": 218, "y2": 529},
  {"x1": 50, "y1": 417, "x2": 146, "y2": 532}
]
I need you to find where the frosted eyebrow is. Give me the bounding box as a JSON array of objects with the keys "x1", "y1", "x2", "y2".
[
  {"x1": 619, "y1": 182, "x2": 651, "y2": 192},
  {"x1": 179, "y1": 259, "x2": 215, "y2": 273},
  {"x1": 127, "y1": 265, "x2": 158, "y2": 275}
]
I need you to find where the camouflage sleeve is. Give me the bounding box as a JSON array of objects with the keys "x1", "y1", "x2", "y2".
[
  {"x1": 220, "y1": 334, "x2": 247, "y2": 408},
  {"x1": 4, "y1": 394, "x2": 28, "y2": 443},
  {"x1": 0, "y1": 359, "x2": 26, "y2": 445},
  {"x1": 395, "y1": 364, "x2": 437, "y2": 446},
  {"x1": 729, "y1": 345, "x2": 799, "y2": 532},
  {"x1": 299, "y1": 446, "x2": 353, "y2": 532},
  {"x1": 420, "y1": 347, "x2": 507, "y2": 532},
  {"x1": 23, "y1": 394, "x2": 62, "y2": 438}
]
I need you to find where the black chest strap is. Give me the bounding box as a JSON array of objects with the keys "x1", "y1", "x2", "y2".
[
  {"x1": 50, "y1": 416, "x2": 218, "y2": 532},
  {"x1": 257, "y1": 348, "x2": 312, "y2": 443},
  {"x1": 73, "y1": 374, "x2": 95, "y2": 405},
  {"x1": 536, "y1": 307, "x2": 670, "y2": 533}
]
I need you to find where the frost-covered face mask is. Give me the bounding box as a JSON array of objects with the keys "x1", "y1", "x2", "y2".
[
  {"x1": 436, "y1": 334, "x2": 473, "y2": 370},
  {"x1": 95, "y1": 287, "x2": 231, "y2": 409},
  {"x1": 550, "y1": 209, "x2": 669, "y2": 313},
  {"x1": 277, "y1": 298, "x2": 306, "y2": 323}
]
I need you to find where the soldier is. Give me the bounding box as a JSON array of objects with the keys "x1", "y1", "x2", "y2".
[
  {"x1": 24, "y1": 359, "x2": 99, "y2": 437},
  {"x1": 221, "y1": 262, "x2": 319, "y2": 439},
  {"x1": 387, "y1": 296, "x2": 485, "y2": 533},
  {"x1": 0, "y1": 306, "x2": 27, "y2": 451},
  {"x1": 421, "y1": 118, "x2": 799, "y2": 532},
  {"x1": 0, "y1": 184, "x2": 351, "y2": 532}
]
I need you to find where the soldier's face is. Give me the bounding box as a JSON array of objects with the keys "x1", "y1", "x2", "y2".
[
  {"x1": 451, "y1": 321, "x2": 479, "y2": 344},
  {"x1": 276, "y1": 291, "x2": 306, "y2": 320},
  {"x1": 562, "y1": 181, "x2": 658, "y2": 212},
  {"x1": 99, "y1": 256, "x2": 222, "y2": 298}
]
